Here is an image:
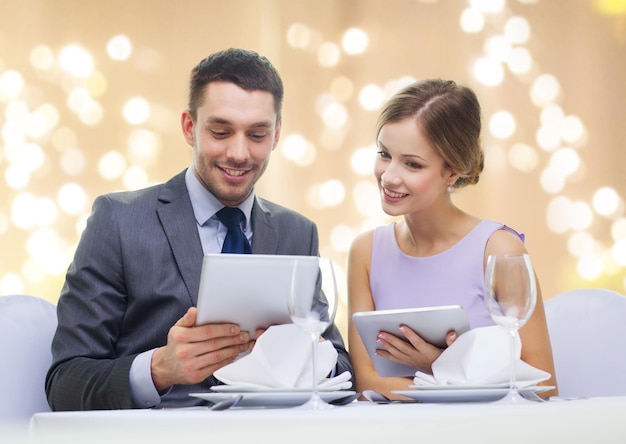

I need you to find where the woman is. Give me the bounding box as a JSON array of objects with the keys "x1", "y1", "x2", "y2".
[{"x1": 347, "y1": 79, "x2": 557, "y2": 399}]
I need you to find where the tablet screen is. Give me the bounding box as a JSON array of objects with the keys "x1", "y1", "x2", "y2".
[{"x1": 195, "y1": 254, "x2": 319, "y2": 334}]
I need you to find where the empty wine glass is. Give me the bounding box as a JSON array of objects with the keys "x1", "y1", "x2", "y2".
[
  {"x1": 484, "y1": 253, "x2": 537, "y2": 404},
  {"x1": 287, "y1": 257, "x2": 338, "y2": 410}
]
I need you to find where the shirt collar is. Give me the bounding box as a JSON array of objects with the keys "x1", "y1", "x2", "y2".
[{"x1": 185, "y1": 167, "x2": 254, "y2": 228}]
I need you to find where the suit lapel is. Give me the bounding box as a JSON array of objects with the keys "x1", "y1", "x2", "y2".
[
  {"x1": 156, "y1": 171, "x2": 204, "y2": 305},
  {"x1": 251, "y1": 197, "x2": 279, "y2": 254}
]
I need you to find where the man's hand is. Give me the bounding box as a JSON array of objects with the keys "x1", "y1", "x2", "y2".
[{"x1": 151, "y1": 307, "x2": 254, "y2": 391}]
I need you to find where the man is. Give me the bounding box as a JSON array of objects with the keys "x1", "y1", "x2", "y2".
[{"x1": 46, "y1": 48, "x2": 352, "y2": 410}]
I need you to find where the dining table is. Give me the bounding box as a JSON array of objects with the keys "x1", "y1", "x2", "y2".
[{"x1": 26, "y1": 395, "x2": 626, "y2": 444}]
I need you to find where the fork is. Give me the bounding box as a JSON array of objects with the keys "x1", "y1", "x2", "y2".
[
  {"x1": 362, "y1": 390, "x2": 418, "y2": 404},
  {"x1": 518, "y1": 390, "x2": 546, "y2": 402},
  {"x1": 209, "y1": 394, "x2": 244, "y2": 410},
  {"x1": 329, "y1": 392, "x2": 361, "y2": 406}
]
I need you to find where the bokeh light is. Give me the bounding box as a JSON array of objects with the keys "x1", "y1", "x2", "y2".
[
  {"x1": 506, "y1": 47, "x2": 533, "y2": 75},
  {"x1": 508, "y1": 143, "x2": 539, "y2": 172},
  {"x1": 321, "y1": 101, "x2": 348, "y2": 129},
  {"x1": 472, "y1": 0, "x2": 506, "y2": 14},
  {"x1": 107, "y1": 35, "x2": 133, "y2": 61},
  {"x1": 549, "y1": 147, "x2": 580, "y2": 177},
  {"x1": 57, "y1": 183, "x2": 89, "y2": 216},
  {"x1": 358, "y1": 84, "x2": 385, "y2": 111},
  {"x1": 287, "y1": 23, "x2": 313, "y2": 49},
  {"x1": 280, "y1": 134, "x2": 317, "y2": 167},
  {"x1": 530, "y1": 74, "x2": 561, "y2": 107},
  {"x1": 488, "y1": 110, "x2": 516, "y2": 139},
  {"x1": 342, "y1": 28, "x2": 369, "y2": 55},
  {"x1": 58, "y1": 44, "x2": 95, "y2": 78},
  {"x1": 473, "y1": 57, "x2": 505, "y2": 86},
  {"x1": 123, "y1": 97, "x2": 151, "y2": 125},
  {"x1": 504, "y1": 16, "x2": 531, "y2": 44},
  {"x1": 307, "y1": 179, "x2": 346, "y2": 209},
  {"x1": 351, "y1": 145, "x2": 377, "y2": 176},
  {"x1": 98, "y1": 150, "x2": 127, "y2": 180},
  {"x1": 460, "y1": 7, "x2": 485, "y2": 33},
  {"x1": 593, "y1": 187, "x2": 622, "y2": 218},
  {"x1": 29, "y1": 45, "x2": 55, "y2": 71},
  {"x1": 317, "y1": 42, "x2": 341, "y2": 67},
  {"x1": 0, "y1": 70, "x2": 25, "y2": 98}
]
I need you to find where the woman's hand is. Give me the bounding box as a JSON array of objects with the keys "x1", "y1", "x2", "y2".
[{"x1": 375, "y1": 325, "x2": 457, "y2": 374}]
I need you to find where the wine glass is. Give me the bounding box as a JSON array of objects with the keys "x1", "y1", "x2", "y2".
[
  {"x1": 287, "y1": 257, "x2": 338, "y2": 410},
  {"x1": 484, "y1": 253, "x2": 537, "y2": 404}
]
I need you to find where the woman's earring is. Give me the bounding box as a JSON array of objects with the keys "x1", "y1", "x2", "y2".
[{"x1": 447, "y1": 183, "x2": 453, "y2": 193}]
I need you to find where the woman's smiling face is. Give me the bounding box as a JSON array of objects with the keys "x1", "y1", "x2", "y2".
[{"x1": 374, "y1": 118, "x2": 455, "y2": 217}]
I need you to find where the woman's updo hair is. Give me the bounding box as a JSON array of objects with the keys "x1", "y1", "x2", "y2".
[{"x1": 375, "y1": 79, "x2": 484, "y2": 188}]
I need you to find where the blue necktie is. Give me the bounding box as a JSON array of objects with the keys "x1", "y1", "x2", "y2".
[{"x1": 216, "y1": 207, "x2": 252, "y2": 254}]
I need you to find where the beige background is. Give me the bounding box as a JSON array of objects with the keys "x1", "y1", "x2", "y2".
[{"x1": 1, "y1": 0, "x2": 625, "y2": 336}]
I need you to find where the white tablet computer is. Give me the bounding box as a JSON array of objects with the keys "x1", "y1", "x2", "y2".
[
  {"x1": 195, "y1": 254, "x2": 319, "y2": 334},
  {"x1": 352, "y1": 305, "x2": 471, "y2": 377}
]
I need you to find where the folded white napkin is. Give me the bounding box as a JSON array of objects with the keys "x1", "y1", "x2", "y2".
[
  {"x1": 214, "y1": 323, "x2": 352, "y2": 390},
  {"x1": 413, "y1": 325, "x2": 551, "y2": 388}
]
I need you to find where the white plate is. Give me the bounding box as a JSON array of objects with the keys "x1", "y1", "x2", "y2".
[
  {"x1": 408, "y1": 383, "x2": 509, "y2": 391},
  {"x1": 393, "y1": 386, "x2": 554, "y2": 403},
  {"x1": 409, "y1": 384, "x2": 555, "y2": 393},
  {"x1": 394, "y1": 388, "x2": 508, "y2": 403},
  {"x1": 190, "y1": 390, "x2": 356, "y2": 408},
  {"x1": 210, "y1": 385, "x2": 347, "y2": 393}
]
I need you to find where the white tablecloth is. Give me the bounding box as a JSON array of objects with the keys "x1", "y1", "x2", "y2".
[{"x1": 27, "y1": 397, "x2": 626, "y2": 444}]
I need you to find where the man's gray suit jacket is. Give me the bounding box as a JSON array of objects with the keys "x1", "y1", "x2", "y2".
[{"x1": 46, "y1": 170, "x2": 352, "y2": 410}]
